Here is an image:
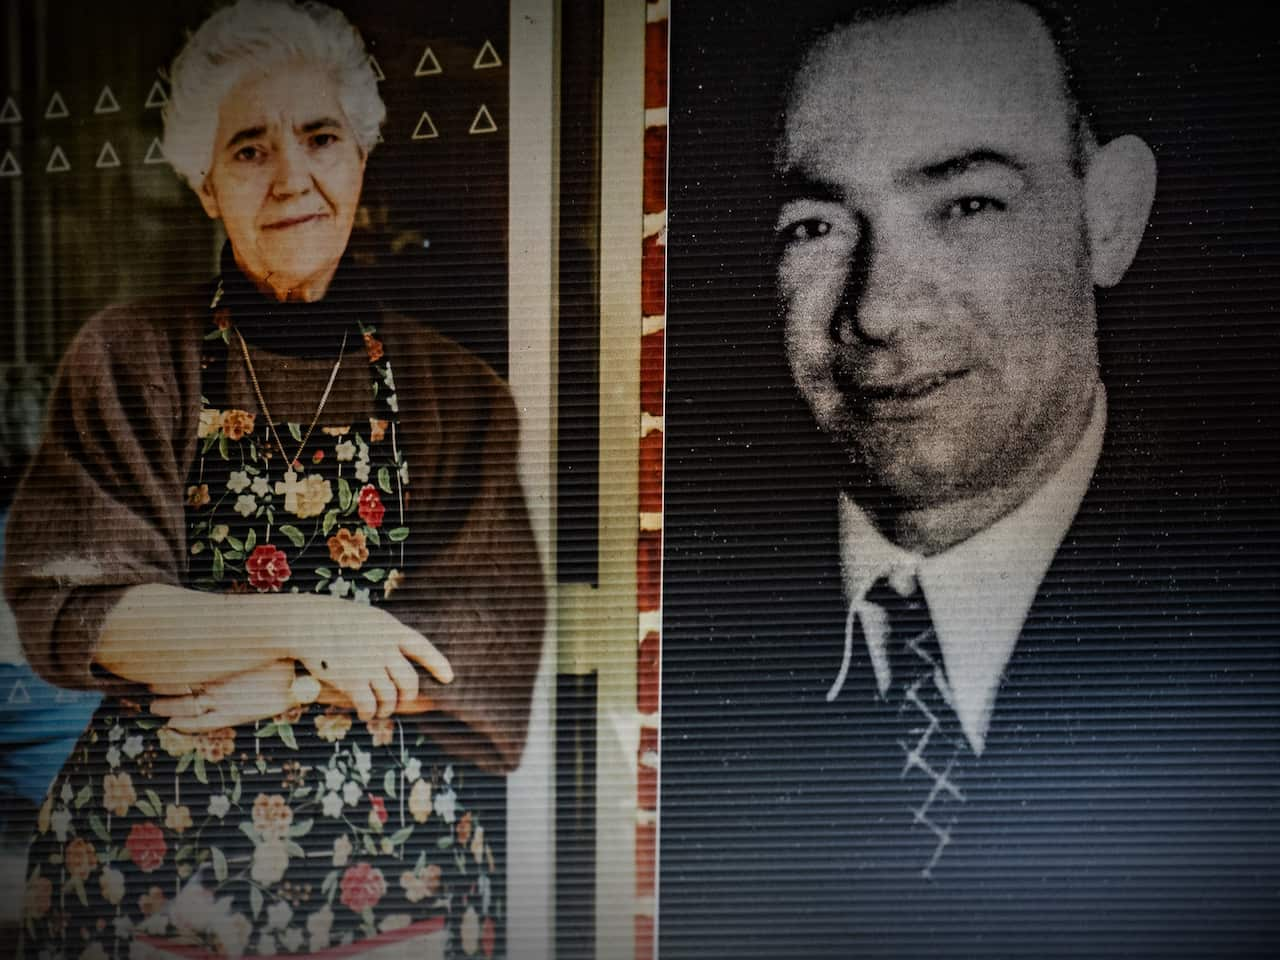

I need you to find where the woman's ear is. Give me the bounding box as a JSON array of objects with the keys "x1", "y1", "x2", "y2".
[
  {"x1": 198, "y1": 179, "x2": 221, "y2": 220},
  {"x1": 1085, "y1": 134, "x2": 1157, "y2": 288}
]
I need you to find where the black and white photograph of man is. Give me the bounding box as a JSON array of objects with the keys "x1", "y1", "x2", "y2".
[{"x1": 660, "y1": 1, "x2": 1278, "y2": 956}]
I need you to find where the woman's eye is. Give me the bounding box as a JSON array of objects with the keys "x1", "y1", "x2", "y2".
[
  {"x1": 784, "y1": 219, "x2": 832, "y2": 242},
  {"x1": 234, "y1": 145, "x2": 262, "y2": 162},
  {"x1": 945, "y1": 196, "x2": 1005, "y2": 219},
  {"x1": 311, "y1": 132, "x2": 338, "y2": 148}
]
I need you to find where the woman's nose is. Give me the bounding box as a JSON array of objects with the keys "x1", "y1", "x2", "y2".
[{"x1": 271, "y1": 141, "x2": 312, "y2": 197}]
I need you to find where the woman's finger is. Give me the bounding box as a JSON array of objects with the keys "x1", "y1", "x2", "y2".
[
  {"x1": 386, "y1": 657, "x2": 420, "y2": 705},
  {"x1": 349, "y1": 682, "x2": 377, "y2": 723},
  {"x1": 167, "y1": 709, "x2": 249, "y2": 733},
  {"x1": 316, "y1": 686, "x2": 355, "y2": 710},
  {"x1": 370, "y1": 669, "x2": 398, "y2": 719},
  {"x1": 393, "y1": 694, "x2": 437, "y2": 716},
  {"x1": 400, "y1": 634, "x2": 454, "y2": 685},
  {"x1": 169, "y1": 715, "x2": 228, "y2": 733},
  {"x1": 150, "y1": 695, "x2": 206, "y2": 719}
]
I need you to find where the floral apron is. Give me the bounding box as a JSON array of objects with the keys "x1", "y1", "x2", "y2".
[{"x1": 21, "y1": 308, "x2": 503, "y2": 960}]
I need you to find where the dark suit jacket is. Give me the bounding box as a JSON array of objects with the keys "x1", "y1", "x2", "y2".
[{"x1": 661, "y1": 413, "x2": 1280, "y2": 958}]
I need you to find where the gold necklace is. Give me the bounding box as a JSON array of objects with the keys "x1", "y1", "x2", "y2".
[{"x1": 234, "y1": 327, "x2": 348, "y2": 468}]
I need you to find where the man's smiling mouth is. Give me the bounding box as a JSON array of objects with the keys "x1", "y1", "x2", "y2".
[
  {"x1": 860, "y1": 369, "x2": 967, "y2": 400},
  {"x1": 839, "y1": 368, "x2": 970, "y2": 416}
]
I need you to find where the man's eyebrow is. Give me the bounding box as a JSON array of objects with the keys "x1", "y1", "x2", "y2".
[
  {"x1": 225, "y1": 125, "x2": 267, "y2": 149},
  {"x1": 775, "y1": 169, "x2": 844, "y2": 205},
  {"x1": 903, "y1": 149, "x2": 1027, "y2": 185}
]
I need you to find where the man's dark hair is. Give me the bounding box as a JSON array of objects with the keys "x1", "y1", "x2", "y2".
[{"x1": 784, "y1": 0, "x2": 1095, "y2": 173}]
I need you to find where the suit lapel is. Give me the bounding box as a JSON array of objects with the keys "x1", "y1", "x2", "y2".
[{"x1": 988, "y1": 406, "x2": 1181, "y2": 747}]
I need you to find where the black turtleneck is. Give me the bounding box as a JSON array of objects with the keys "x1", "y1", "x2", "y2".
[{"x1": 216, "y1": 241, "x2": 376, "y2": 358}]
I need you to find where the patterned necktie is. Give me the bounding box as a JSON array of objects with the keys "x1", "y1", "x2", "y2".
[{"x1": 866, "y1": 574, "x2": 973, "y2": 879}]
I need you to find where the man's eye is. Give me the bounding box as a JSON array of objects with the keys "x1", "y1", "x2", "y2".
[
  {"x1": 783, "y1": 219, "x2": 832, "y2": 242},
  {"x1": 311, "y1": 132, "x2": 338, "y2": 148},
  {"x1": 944, "y1": 196, "x2": 1005, "y2": 219},
  {"x1": 234, "y1": 145, "x2": 262, "y2": 162}
]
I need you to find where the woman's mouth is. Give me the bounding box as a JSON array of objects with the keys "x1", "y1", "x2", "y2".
[{"x1": 265, "y1": 213, "x2": 327, "y2": 230}]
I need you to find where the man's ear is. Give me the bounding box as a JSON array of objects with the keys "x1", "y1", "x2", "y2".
[
  {"x1": 1084, "y1": 135, "x2": 1157, "y2": 288},
  {"x1": 197, "y1": 179, "x2": 221, "y2": 220}
]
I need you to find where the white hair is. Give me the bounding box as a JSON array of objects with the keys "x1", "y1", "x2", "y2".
[{"x1": 161, "y1": 0, "x2": 385, "y2": 189}]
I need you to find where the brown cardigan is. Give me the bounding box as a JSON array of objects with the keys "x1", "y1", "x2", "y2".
[{"x1": 3, "y1": 284, "x2": 545, "y2": 773}]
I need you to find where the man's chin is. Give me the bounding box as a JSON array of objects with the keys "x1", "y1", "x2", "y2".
[{"x1": 839, "y1": 433, "x2": 983, "y2": 506}]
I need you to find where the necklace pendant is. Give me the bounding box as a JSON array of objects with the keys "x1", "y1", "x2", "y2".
[{"x1": 276, "y1": 467, "x2": 304, "y2": 515}]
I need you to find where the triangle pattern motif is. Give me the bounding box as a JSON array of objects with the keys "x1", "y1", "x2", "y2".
[
  {"x1": 46, "y1": 145, "x2": 71, "y2": 173},
  {"x1": 6, "y1": 679, "x2": 31, "y2": 705},
  {"x1": 411, "y1": 111, "x2": 439, "y2": 140},
  {"x1": 96, "y1": 141, "x2": 121, "y2": 168},
  {"x1": 468, "y1": 104, "x2": 497, "y2": 135},
  {"x1": 415, "y1": 46, "x2": 443, "y2": 77},
  {"x1": 144, "y1": 137, "x2": 166, "y2": 164},
  {"x1": 45, "y1": 91, "x2": 70, "y2": 119},
  {"x1": 144, "y1": 80, "x2": 169, "y2": 109},
  {"x1": 94, "y1": 85, "x2": 121, "y2": 114},
  {"x1": 0, "y1": 149, "x2": 20, "y2": 177},
  {"x1": 473, "y1": 39, "x2": 502, "y2": 69},
  {"x1": 0, "y1": 96, "x2": 20, "y2": 123},
  {"x1": 369, "y1": 55, "x2": 386, "y2": 82}
]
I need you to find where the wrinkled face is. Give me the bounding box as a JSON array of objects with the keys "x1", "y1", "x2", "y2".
[
  {"x1": 776, "y1": 0, "x2": 1100, "y2": 505},
  {"x1": 200, "y1": 62, "x2": 366, "y2": 299}
]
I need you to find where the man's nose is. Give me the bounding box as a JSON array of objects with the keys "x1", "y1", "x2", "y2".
[
  {"x1": 836, "y1": 224, "x2": 939, "y2": 346},
  {"x1": 271, "y1": 140, "x2": 312, "y2": 198}
]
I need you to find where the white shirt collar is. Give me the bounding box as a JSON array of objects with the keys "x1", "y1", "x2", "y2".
[{"x1": 834, "y1": 386, "x2": 1107, "y2": 754}]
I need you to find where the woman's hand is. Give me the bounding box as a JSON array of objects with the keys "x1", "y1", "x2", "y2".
[
  {"x1": 289, "y1": 604, "x2": 453, "y2": 722},
  {"x1": 151, "y1": 659, "x2": 299, "y2": 733},
  {"x1": 148, "y1": 602, "x2": 453, "y2": 726}
]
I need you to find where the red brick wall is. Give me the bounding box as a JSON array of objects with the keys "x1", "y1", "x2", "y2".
[{"x1": 637, "y1": 1, "x2": 667, "y2": 957}]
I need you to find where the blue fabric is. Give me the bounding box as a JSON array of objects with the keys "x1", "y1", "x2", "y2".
[
  {"x1": 0, "y1": 665, "x2": 99, "y2": 808},
  {"x1": 0, "y1": 511, "x2": 102, "y2": 811}
]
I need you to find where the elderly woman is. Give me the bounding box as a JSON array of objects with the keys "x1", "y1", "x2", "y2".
[{"x1": 4, "y1": 1, "x2": 543, "y2": 957}]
